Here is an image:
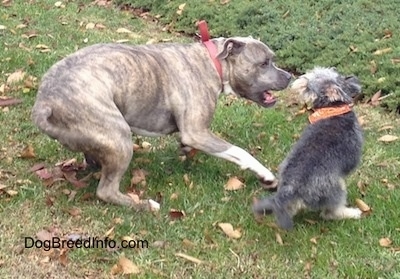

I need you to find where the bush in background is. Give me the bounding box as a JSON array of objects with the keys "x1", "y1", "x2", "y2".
[{"x1": 116, "y1": 0, "x2": 400, "y2": 112}]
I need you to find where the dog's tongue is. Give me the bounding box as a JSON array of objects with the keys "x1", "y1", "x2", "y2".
[{"x1": 263, "y1": 91, "x2": 276, "y2": 104}]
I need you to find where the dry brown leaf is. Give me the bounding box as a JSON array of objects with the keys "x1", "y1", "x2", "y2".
[
  {"x1": 391, "y1": 58, "x2": 400, "y2": 64},
  {"x1": 0, "y1": 97, "x2": 22, "y2": 107},
  {"x1": 116, "y1": 27, "x2": 132, "y2": 33},
  {"x1": 20, "y1": 144, "x2": 35, "y2": 158},
  {"x1": 355, "y1": 198, "x2": 370, "y2": 212},
  {"x1": 373, "y1": 48, "x2": 392, "y2": 55},
  {"x1": 169, "y1": 209, "x2": 186, "y2": 220},
  {"x1": 176, "y1": 3, "x2": 186, "y2": 15},
  {"x1": 182, "y1": 238, "x2": 195, "y2": 248},
  {"x1": 130, "y1": 168, "x2": 148, "y2": 185},
  {"x1": 175, "y1": 252, "x2": 203, "y2": 264},
  {"x1": 218, "y1": 222, "x2": 242, "y2": 239},
  {"x1": 224, "y1": 176, "x2": 244, "y2": 191},
  {"x1": 36, "y1": 229, "x2": 55, "y2": 242},
  {"x1": 35, "y1": 44, "x2": 50, "y2": 50},
  {"x1": 85, "y1": 22, "x2": 95, "y2": 29},
  {"x1": 67, "y1": 207, "x2": 81, "y2": 217},
  {"x1": 5, "y1": 189, "x2": 18, "y2": 196},
  {"x1": 141, "y1": 141, "x2": 151, "y2": 149},
  {"x1": 111, "y1": 256, "x2": 140, "y2": 275},
  {"x1": 104, "y1": 226, "x2": 115, "y2": 238},
  {"x1": 370, "y1": 90, "x2": 381, "y2": 106},
  {"x1": 379, "y1": 237, "x2": 392, "y2": 247},
  {"x1": 378, "y1": 125, "x2": 394, "y2": 131},
  {"x1": 378, "y1": 135, "x2": 398, "y2": 143},
  {"x1": 170, "y1": 193, "x2": 179, "y2": 200},
  {"x1": 7, "y1": 70, "x2": 26, "y2": 84},
  {"x1": 275, "y1": 233, "x2": 283, "y2": 245}
]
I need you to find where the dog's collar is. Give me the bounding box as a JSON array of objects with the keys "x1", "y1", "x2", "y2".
[
  {"x1": 198, "y1": 20, "x2": 223, "y2": 80},
  {"x1": 308, "y1": 104, "x2": 352, "y2": 124}
]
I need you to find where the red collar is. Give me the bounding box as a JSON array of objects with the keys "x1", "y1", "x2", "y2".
[
  {"x1": 308, "y1": 104, "x2": 352, "y2": 124},
  {"x1": 197, "y1": 20, "x2": 223, "y2": 80}
]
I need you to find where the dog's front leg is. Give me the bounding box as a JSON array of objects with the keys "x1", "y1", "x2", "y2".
[{"x1": 180, "y1": 131, "x2": 276, "y2": 185}]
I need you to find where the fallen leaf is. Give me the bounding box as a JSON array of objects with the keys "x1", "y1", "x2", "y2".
[
  {"x1": 152, "y1": 240, "x2": 167, "y2": 248},
  {"x1": 85, "y1": 22, "x2": 95, "y2": 29},
  {"x1": 176, "y1": 3, "x2": 186, "y2": 15},
  {"x1": 111, "y1": 256, "x2": 140, "y2": 275},
  {"x1": 36, "y1": 229, "x2": 55, "y2": 242},
  {"x1": 275, "y1": 233, "x2": 283, "y2": 245},
  {"x1": 141, "y1": 141, "x2": 151, "y2": 149},
  {"x1": 224, "y1": 176, "x2": 244, "y2": 191},
  {"x1": 170, "y1": 193, "x2": 179, "y2": 200},
  {"x1": 379, "y1": 237, "x2": 392, "y2": 247},
  {"x1": 116, "y1": 27, "x2": 132, "y2": 33},
  {"x1": 6, "y1": 70, "x2": 26, "y2": 84},
  {"x1": 169, "y1": 209, "x2": 185, "y2": 220},
  {"x1": 373, "y1": 48, "x2": 392, "y2": 55},
  {"x1": 59, "y1": 249, "x2": 69, "y2": 266},
  {"x1": 104, "y1": 226, "x2": 115, "y2": 238},
  {"x1": 35, "y1": 168, "x2": 53, "y2": 180},
  {"x1": 355, "y1": 198, "x2": 370, "y2": 212},
  {"x1": 130, "y1": 168, "x2": 148, "y2": 185},
  {"x1": 378, "y1": 135, "x2": 398, "y2": 143},
  {"x1": 378, "y1": 125, "x2": 394, "y2": 131},
  {"x1": 63, "y1": 171, "x2": 87, "y2": 188},
  {"x1": 370, "y1": 90, "x2": 381, "y2": 106},
  {"x1": 218, "y1": 222, "x2": 242, "y2": 239},
  {"x1": 35, "y1": 44, "x2": 50, "y2": 50},
  {"x1": 5, "y1": 189, "x2": 18, "y2": 196},
  {"x1": 67, "y1": 207, "x2": 81, "y2": 217},
  {"x1": 0, "y1": 97, "x2": 23, "y2": 107},
  {"x1": 182, "y1": 238, "x2": 195, "y2": 248},
  {"x1": 20, "y1": 144, "x2": 35, "y2": 158},
  {"x1": 310, "y1": 236, "x2": 319, "y2": 244},
  {"x1": 175, "y1": 252, "x2": 203, "y2": 264},
  {"x1": 391, "y1": 58, "x2": 400, "y2": 64}
]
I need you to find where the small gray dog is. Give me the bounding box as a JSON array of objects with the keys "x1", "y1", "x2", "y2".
[
  {"x1": 32, "y1": 37, "x2": 291, "y2": 209},
  {"x1": 253, "y1": 67, "x2": 363, "y2": 230}
]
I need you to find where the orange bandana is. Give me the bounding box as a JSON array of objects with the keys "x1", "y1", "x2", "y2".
[{"x1": 308, "y1": 104, "x2": 352, "y2": 124}]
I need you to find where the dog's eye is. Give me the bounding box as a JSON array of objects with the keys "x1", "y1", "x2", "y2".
[{"x1": 260, "y1": 60, "x2": 270, "y2": 68}]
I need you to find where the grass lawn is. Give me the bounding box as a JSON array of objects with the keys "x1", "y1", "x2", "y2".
[{"x1": 1, "y1": 1, "x2": 399, "y2": 278}]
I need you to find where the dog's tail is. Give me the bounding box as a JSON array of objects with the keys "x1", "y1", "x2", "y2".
[
  {"x1": 252, "y1": 195, "x2": 294, "y2": 230},
  {"x1": 31, "y1": 105, "x2": 62, "y2": 140}
]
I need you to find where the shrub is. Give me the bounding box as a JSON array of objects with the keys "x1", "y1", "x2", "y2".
[{"x1": 116, "y1": 0, "x2": 400, "y2": 112}]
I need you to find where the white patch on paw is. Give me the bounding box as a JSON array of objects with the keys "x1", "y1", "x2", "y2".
[
  {"x1": 214, "y1": 146, "x2": 275, "y2": 181},
  {"x1": 321, "y1": 207, "x2": 362, "y2": 220}
]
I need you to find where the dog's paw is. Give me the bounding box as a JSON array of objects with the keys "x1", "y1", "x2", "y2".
[
  {"x1": 259, "y1": 178, "x2": 278, "y2": 191},
  {"x1": 321, "y1": 207, "x2": 363, "y2": 220},
  {"x1": 344, "y1": 207, "x2": 363, "y2": 219}
]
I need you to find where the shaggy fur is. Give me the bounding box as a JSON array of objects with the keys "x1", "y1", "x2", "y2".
[{"x1": 253, "y1": 67, "x2": 363, "y2": 230}]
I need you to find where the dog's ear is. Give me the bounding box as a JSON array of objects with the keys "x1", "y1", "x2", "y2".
[
  {"x1": 345, "y1": 75, "x2": 362, "y2": 97},
  {"x1": 326, "y1": 84, "x2": 353, "y2": 103},
  {"x1": 216, "y1": 39, "x2": 246, "y2": 60},
  {"x1": 290, "y1": 76, "x2": 309, "y2": 95}
]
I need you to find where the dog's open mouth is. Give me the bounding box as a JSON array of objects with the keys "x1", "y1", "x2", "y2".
[{"x1": 263, "y1": 91, "x2": 277, "y2": 107}]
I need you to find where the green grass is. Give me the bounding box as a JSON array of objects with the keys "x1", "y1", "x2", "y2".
[{"x1": 1, "y1": 1, "x2": 400, "y2": 278}]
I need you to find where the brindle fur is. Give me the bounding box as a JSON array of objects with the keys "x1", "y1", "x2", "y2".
[{"x1": 32, "y1": 37, "x2": 291, "y2": 209}]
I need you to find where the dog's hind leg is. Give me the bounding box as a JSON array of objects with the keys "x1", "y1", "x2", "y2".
[{"x1": 320, "y1": 180, "x2": 362, "y2": 220}]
